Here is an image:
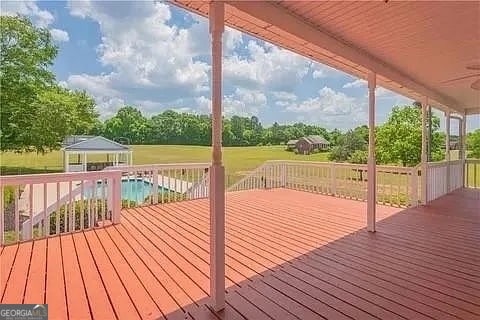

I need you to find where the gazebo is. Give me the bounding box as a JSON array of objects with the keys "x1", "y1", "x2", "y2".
[{"x1": 61, "y1": 135, "x2": 133, "y2": 172}]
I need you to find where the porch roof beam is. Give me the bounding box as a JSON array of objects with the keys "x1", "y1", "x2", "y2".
[{"x1": 226, "y1": 1, "x2": 460, "y2": 112}]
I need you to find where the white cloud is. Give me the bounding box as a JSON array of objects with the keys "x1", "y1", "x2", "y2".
[
  {"x1": 282, "y1": 87, "x2": 367, "y2": 129},
  {"x1": 65, "y1": 1, "x2": 215, "y2": 114},
  {"x1": 194, "y1": 96, "x2": 212, "y2": 114},
  {"x1": 50, "y1": 28, "x2": 70, "y2": 42},
  {"x1": 271, "y1": 91, "x2": 297, "y2": 101},
  {"x1": 224, "y1": 40, "x2": 310, "y2": 91},
  {"x1": 343, "y1": 79, "x2": 366, "y2": 88},
  {"x1": 193, "y1": 88, "x2": 267, "y2": 117},
  {"x1": 224, "y1": 88, "x2": 267, "y2": 116},
  {"x1": 311, "y1": 63, "x2": 337, "y2": 79},
  {"x1": 1, "y1": 0, "x2": 53, "y2": 27},
  {"x1": 1, "y1": 0, "x2": 69, "y2": 42}
]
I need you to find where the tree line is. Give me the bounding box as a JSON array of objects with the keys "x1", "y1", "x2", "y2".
[{"x1": 94, "y1": 106, "x2": 336, "y2": 147}]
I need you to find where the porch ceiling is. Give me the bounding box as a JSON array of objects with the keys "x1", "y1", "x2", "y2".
[{"x1": 172, "y1": 1, "x2": 480, "y2": 115}]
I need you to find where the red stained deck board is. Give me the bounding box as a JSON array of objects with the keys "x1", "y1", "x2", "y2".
[
  {"x1": 23, "y1": 239, "x2": 47, "y2": 304},
  {"x1": 1, "y1": 244, "x2": 18, "y2": 299},
  {"x1": 83, "y1": 230, "x2": 141, "y2": 320},
  {"x1": 60, "y1": 235, "x2": 92, "y2": 320},
  {"x1": 93, "y1": 228, "x2": 161, "y2": 320},
  {"x1": 71, "y1": 232, "x2": 116, "y2": 320},
  {"x1": 0, "y1": 188, "x2": 478, "y2": 320},
  {"x1": 45, "y1": 236, "x2": 68, "y2": 320},
  {"x1": 1, "y1": 241, "x2": 32, "y2": 303}
]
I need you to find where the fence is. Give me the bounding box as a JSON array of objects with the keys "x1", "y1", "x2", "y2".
[
  {"x1": 0, "y1": 170, "x2": 122, "y2": 245},
  {"x1": 465, "y1": 159, "x2": 480, "y2": 188},
  {"x1": 104, "y1": 163, "x2": 210, "y2": 207},
  {"x1": 426, "y1": 159, "x2": 465, "y2": 202},
  {"x1": 229, "y1": 160, "x2": 420, "y2": 207}
]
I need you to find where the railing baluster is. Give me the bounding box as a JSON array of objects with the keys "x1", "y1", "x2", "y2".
[
  {"x1": 0, "y1": 185, "x2": 4, "y2": 246},
  {"x1": 101, "y1": 179, "x2": 106, "y2": 223},
  {"x1": 93, "y1": 179, "x2": 98, "y2": 228},
  {"x1": 80, "y1": 181, "x2": 85, "y2": 229},
  {"x1": 43, "y1": 183, "x2": 48, "y2": 236},
  {"x1": 69, "y1": 181, "x2": 73, "y2": 232},
  {"x1": 29, "y1": 184, "x2": 33, "y2": 239},
  {"x1": 14, "y1": 187, "x2": 19, "y2": 242},
  {"x1": 56, "y1": 182, "x2": 60, "y2": 235}
]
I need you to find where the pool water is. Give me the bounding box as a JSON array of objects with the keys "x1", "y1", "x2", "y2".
[
  {"x1": 120, "y1": 179, "x2": 153, "y2": 203},
  {"x1": 89, "y1": 178, "x2": 172, "y2": 204}
]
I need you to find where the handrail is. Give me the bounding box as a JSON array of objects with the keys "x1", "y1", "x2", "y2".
[
  {"x1": 228, "y1": 162, "x2": 270, "y2": 192},
  {"x1": 228, "y1": 160, "x2": 419, "y2": 208},
  {"x1": 1, "y1": 170, "x2": 122, "y2": 246}
]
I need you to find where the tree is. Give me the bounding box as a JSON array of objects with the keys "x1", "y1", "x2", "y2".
[
  {"x1": 467, "y1": 129, "x2": 480, "y2": 158},
  {"x1": 1, "y1": 16, "x2": 58, "y2": 151},
  {"x1": 328, "y1": 126, "x2": 368, "y2": 162},
  {"x1": 376, "y1": 105, "x2": 443, "y2": 166},
  {"x1": 26, "y1": 88, "x2": 98, "y2": 152},
  {"x1": 104, "y1": 106, "x2": 149, "y2": 144},
  {"x1": 1, "y1": 16, "x2": 98, "y2": 152}
]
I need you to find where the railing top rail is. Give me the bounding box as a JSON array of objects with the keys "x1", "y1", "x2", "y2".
[
  {"x1": 262, "y1": 160, "x2": 414, "y2": 172},
  {"x1": 0, "y1": 170, "x2": 122, "y2": 185},
  {"x1": 426, "y1": 160, "x2": 463, "y2": 167},
  {"x1": 465, "y1": 158, "x2": 480, "y2": 163},
  {"x1": 104, "y1": 163, "x2": 210, "y2": 171}
]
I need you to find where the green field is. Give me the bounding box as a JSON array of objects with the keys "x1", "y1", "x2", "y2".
[
  {"x1": 2, "y1": 145, "x2": 479, "y2": 188},
  {"x1": 0, "y1": 145, "x2": 330, "y2": 178}
]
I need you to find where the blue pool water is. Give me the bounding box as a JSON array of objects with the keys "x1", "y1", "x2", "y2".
[
  {"x1": 91, "y1": 179, "x2": 166, "y2": 204},
  {"x1": 120, "y1": 179, "x2": 153, "y2": 203}
]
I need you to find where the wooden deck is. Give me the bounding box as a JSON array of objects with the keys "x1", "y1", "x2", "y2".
[{"x1": 1, "y1": 188, "x2": 479, "y2": 320}]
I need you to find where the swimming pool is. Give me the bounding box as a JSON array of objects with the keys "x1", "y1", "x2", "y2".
[
  {"x1": 120, "y1": 178, "x2": 153, "y2": 203},
  {"x1": 91, "y1": 178, "x2": 168, "y2": 204}
]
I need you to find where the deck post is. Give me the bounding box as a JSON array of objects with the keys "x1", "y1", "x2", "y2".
[
  {"x1": 461, "y1": 112, "x2": 467, "y2": 186},
  {"x1": 367, "y1": 71, "x2": 376, "y2": 232},
  {"x1": 64, "y1": 150, "x2": 69, "y2": 172},
  {"x1": 83, "y1": 152, "x2": 88, "y2": 172},
  {"x1": 445, "y1": 111, "x2": 451, "y2": 192},
  {"x1": 209, "y1": 1, "x2": 225, "y2": 312},
  {"x1": 421, "y1": 98, "x2": 429, "y2": 204}
]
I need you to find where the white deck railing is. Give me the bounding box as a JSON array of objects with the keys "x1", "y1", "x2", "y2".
[
  {"x1": 426, "y1": 159, "x2": 465, "y2": 202},
  {"x1": 0, "y1": 170, "x2": 122, "y2": 245},
  {"x1": 104, "y1": 163, "x2": 210, "y2": 207},
  {"x1": 229, "y1": 160, "x2": 420, "y2": 207},
  {"x1": 465, "y1": 159, "x2": 480, "y2": 189}
]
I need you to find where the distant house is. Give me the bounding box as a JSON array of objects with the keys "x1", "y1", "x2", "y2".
[
  {"x1": 294, "y1": 135, "x2": 330, "y2": 155},
  {"x1": 286, "y1": 139, "x2": 298, "y2": 151}
]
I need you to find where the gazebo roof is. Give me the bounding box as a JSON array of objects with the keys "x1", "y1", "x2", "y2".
[{"x1": 62, "y1": 136, "x2": 130, "y2": 152}]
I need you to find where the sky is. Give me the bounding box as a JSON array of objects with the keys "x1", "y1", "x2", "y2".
[{"x1": 1, "y1": 0, "x2": 478, "y2": 133}]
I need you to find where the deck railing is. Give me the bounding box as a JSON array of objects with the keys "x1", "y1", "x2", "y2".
[
  {"x1": 0, "y1": 170, "x2": 122, "y2": 245},
  {"x1": 465, "y1": 159, "x2": 480, "y2": 188},
  {"x1": 229, "y1": 160, "x2": 420, "y2": 207},
  {"x1": 104, "y1": 163, "x2": 210, "y2": 207},
  {"x1": 426, "y1": 159, "x2": 465, "y2": 202}
]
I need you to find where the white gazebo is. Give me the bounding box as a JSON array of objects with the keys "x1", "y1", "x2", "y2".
[{"x1": 61, "y1": 136, "x2": 133, "y2": 172}]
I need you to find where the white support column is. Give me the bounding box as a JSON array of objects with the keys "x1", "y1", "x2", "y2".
[
  {"x1": 209, "y1": 1, "x2": 225, "y2": 312},
  {"x1": 130, "y1": 151, "x2": 133, "y2": 165},
  {"x1": 445, "y1": 111, "x2": 451, "y2": 192},
  {"x1": 64, "y1": 151, "x2": 69, "y2": 172},
  {"x1": 367, "y1": 72, "x2": 376, "y2": 233},
  {"x1": 461, "y1": 112, "x2": 467, "y2": 186},
  {"x1": 114, "y1": 153, "x2": 118, "y2": 166},
  {"x1": 462, "y1": 112, "x2": 467, "y2": 160},
  {"x1": 83, "y1": 152, "x2": 88, "y2": 172},
  {"x1": 421, "y1": 98, "x2": 429, "y2": 204}
]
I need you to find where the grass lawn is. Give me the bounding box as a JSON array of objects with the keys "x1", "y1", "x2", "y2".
[{"x1": 0, "y1": 145, "x2": 330, "y2": 178}]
